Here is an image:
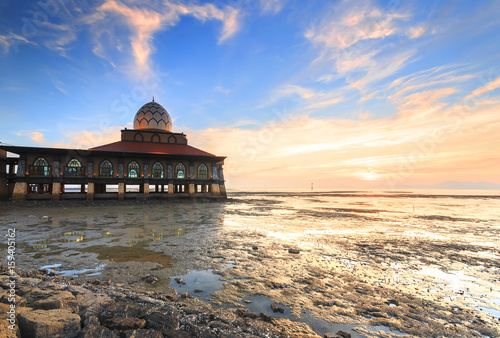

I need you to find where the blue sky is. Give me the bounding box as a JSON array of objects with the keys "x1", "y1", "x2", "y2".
[{"x1": 1, "y1": 0, "x2": 500, "y2": 188}]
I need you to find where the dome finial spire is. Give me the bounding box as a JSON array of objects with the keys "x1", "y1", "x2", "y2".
[{"x1": 152, "y1": 96, "x2": 154, "y2": 102}]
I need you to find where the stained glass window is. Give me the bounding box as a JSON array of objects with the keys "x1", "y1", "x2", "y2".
[
  {"x1": 99, "y1": 160, "x2": 113, "y2": 177},
  {"x1": 31, "y1": 157, "x2": 51, "y2": 176},
  {"x1": 128, "y1": 161, "x2": 140, "y2": 178},
  {"x1": 175, "y1": 163, "x2": 185, "y2": 179},
  {"x1": 197, "y1": 163, "x2": 208, "y2": 179},
  {"x1": 65, "y1": 158, "x2": 84, "y2": 176},
  {"x1": 34, "y1": 157, "x2": 48, "y2": 167},
  {"x1": 152, "y1": 162, "x2": 164, "y2": 178}
]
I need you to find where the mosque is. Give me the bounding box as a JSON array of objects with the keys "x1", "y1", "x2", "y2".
[{"x1": 0, "y1": 100, "x2": 227, "y2": 201}]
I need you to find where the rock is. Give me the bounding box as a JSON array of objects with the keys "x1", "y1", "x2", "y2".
[
  {"x1": 74, "y1": 288, "x2": 111, "y2": 314},
  {"x1": 122, "y1": 329, "x2": 163, "y2": 337},
  {"x1": 337, "y1": 331, "x2": 352, "y2": 338},
  {"x1": 165, "y1": 295, "x2": 178, "y2": 302},
  {"x1": 31, "y1": 290, "x2": 79, "y2": 313},
  {"x1": 194, "y1": 289, "x2": 204, "y2": 293},
  {"x1": 174, "y1": 278, "x2": 183, "y2": 284},
  {"x1": 99, "y1": 302, "x2": 144, "y2": 321},
  {"x1": 0, "y1": 316, "x2": 19, "y2": 338},
  {"x1": 270, "y1": 303, "x2": 285, "y2": 313},
  {"x1": 162, "y1": 330, "x2": 192, "y2": 338},
  {"x1": 259, "y1": 312, "x2": 272, "y2": 322},
  {"x1": 387, "y1": 299, "x2": 399, "y2": 306},
  {"x1": 0, "y1": 292, "x2": 26, "y2": 306},
  {"x1": 252, "y1": 246, "x2": 259, "y2": 250},
  {"x1": 142, "y1": 275, "x2": 159, "y2": 285},
  {"x1": 103, "y1": 317, "x2": 146, "y2": 330},
  {"x1": 237, "y1": 309, "x2": 258, "y2": 319},
  {"x1": 145, "y1": 311, "x2": 179, "y2": 330},
  {"x1": 79, "y1": 324, "x2": 118, "y2": 338},
  {"x1": 243, "y1": 300, "x2": 252, "y2": 304},
  {"x1": 288, "y1": 248, "x2": 301, "y2": 254},
  {"x1": 324, "y1": 334, "x2": 336, "y2": 338},
  {"x1": 49, "y1": 270, "x2": 56, "y2": 276},
  {"x1": 17, "y1": 308, "x2": 81, "y2": 338},
  {"x1": 209, "y1": 321, "x2": 234, "y2": 331}
]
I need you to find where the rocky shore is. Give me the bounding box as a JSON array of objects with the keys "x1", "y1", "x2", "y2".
[{"x1": 0, "y1": 265, "x2": 353, "y2": 338}]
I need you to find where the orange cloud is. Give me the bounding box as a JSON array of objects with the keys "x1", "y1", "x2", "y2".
[
  {"x1": 465, "y1": 76, "x2": 500, "y2": 100},
  {"x1": 185, "y1": 95, "x2": 500, "y2": 188},
  {"x1": 15, "y1": 131, "x2": 47, "y2": 145}
]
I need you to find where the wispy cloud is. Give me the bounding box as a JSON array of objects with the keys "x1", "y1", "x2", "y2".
[
  {"x1": 303, "y1": 0, "x2": 418, "y2": 91},
  {"x1": 0, "y1": 33, "x2": 37, "y2": 53},
  {"x1": 259, "y1": 0, "x2": 287, "y2": 15},
  {"x1": 87, "y1": 0, "x2": 242, "y2": 74},
  {"x1": 465, "y1": 76, "x2": 500, "y2": 100},
  {"x1": 265, "y1": 84, "x2": 343, "y2": 110},
  {"x1": 184, "y1": 88, "x2": 500, "y2": 188},
  {"x1": 15, "y1": 131, "x2": 47, "y2": 144}
]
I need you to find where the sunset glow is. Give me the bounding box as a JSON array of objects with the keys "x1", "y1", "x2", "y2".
[{"x1": 1, "y1": 0, "x2": 499, "y2": 189}]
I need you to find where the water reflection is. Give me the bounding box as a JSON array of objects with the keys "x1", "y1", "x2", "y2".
[
  {"x1": 2, "y1": 190, "x2": 500, "y2": 337},
  {"x1": 2, "y1": 202, "x2": 226, "y2": 272}
]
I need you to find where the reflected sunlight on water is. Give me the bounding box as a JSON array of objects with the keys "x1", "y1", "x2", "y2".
[{"x1": 2, "y1": 189, "x2": 499, "y2": 337}]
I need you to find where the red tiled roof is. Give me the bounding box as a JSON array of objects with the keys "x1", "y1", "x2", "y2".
[{"x1": 89, "y1": 141, "x2": 216, "y2": 157}]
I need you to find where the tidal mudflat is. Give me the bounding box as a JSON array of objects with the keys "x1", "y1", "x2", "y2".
[{"x1": 1, "y1": 189, "x2": 499, "y2": 337}]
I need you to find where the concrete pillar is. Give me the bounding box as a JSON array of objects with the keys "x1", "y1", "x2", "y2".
[
  {"x1": 87, "y1": 182, "x2": 94, "y2": 200},
  {"x1": 0, "y1": 175, "x2": 7, "y2": 201},
  {"x1": 220, "y1": 184, "x2": 227, "y2": 197},
  {"x1": 118, "y1": 183, "x2": 125, "y2": 200},
  {"x1": 0, "y1": 150, "x2": 7, "y2": 201},
  {"x1": 143, "y1": 183, "x2": 149, "y2": 195},
  {"x1": 188, "y1": 183, "x2": 195, "y2": 197},
  {"x1": 210, "y1": 183, "x2": 221, "y2": 196},
  {"x1": 168, "y1": 183, "x2": 174, "y2": 195},
  {"x1": 52, "y1": 182, "x2": 61, "y2": 200},
  {"x1": 12, "y1": 182, "x2": 28, "y2": 201}
]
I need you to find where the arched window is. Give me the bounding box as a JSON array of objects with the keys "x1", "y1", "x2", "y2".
[
  {"x1": 175, "y1": 163, "x2": 185, "y2": 179},
  {"x1": 152, "y1": 162, "x2": 164, "y2": 178},
  {"x1": 151, "y1": 134, "x2": 160, "y2": 143},
  {"x1": 197, "y1": 163, "x2": 208, "y2": 179},
  {"x1": 99, "y1": 160, "x2": 113, "y2": 177},
  {"x1": 34, "y1": 157, "x2": 48, "y2": 167},
  {"x1": 30, "y1": 157, "x2": 51, "y2": 176},
  {"x1": 134, "y1": 133, "x2": 144, "y2": 142},
  {"x1": 168, "y1": 135, "x2": 177, "y2": 144},
  {"x1": 128, "y1": 161, "x2": 140, "y2": 178},
  {"x1": 65, "y1": 158, "x2": 84, "y2": 176}
]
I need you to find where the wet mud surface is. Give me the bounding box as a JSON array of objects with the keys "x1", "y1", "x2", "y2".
[{"x1": 1, "y1": 190, "x2": 500, "y2": 337}]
